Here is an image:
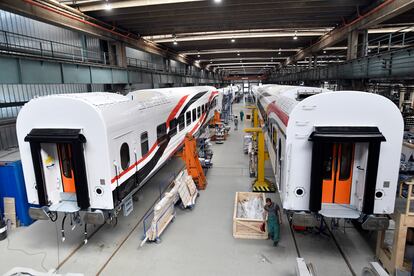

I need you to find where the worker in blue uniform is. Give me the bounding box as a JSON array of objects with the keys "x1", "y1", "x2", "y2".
[{"x1": 264, "y1": 198, "x2": 282, "y2": 246}]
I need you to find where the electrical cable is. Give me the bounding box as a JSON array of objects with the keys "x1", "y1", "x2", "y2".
[
  {"x1": 5, "y1": 219, "x2": 49, "y2": 272},
  {"x1": 54, "y1": 220, "x2": 60, "y2": 273}
]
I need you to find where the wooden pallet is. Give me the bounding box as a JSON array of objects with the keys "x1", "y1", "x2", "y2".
[
  {"x1": 4, "y1": 197, "x2": 17, "y2": 229},
  {"x1": 233, "y1": 192, "x2": 268, "y2": 239},
  {"x1": 377, "y1": 180, "x2": 414, "y2": 274}
]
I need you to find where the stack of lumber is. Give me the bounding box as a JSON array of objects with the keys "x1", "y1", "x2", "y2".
[
  {"x1": 175, "y1": 170, "x2": 198, "y2": 208},
  {"x1": 233, "y1": 192, "x2": 268, "y2": 239},
  {"x1": 141, "y1": 169, "x2": 199, "y2": 246},
  {"x1": 141, "y1": 192, "x2": 176, "y2": 245},
  {"x1": 4, "y1": 197, "x2": 17, "y2": 229}
]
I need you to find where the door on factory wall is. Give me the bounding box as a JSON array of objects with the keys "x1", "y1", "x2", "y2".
[
  {"x1": 321, "y1": 143, "x2": 354, "y2": 204},
  {"x1": 57, "y1": 143, "x2": 76, "y2": 193}
]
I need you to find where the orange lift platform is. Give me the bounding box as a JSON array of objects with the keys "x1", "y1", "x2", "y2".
[{"x1": 177, "y1": 133, "x2": 207, "y2": 190}]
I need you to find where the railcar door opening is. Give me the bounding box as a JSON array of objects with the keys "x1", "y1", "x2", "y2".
[
  {"x1": 24, "y1": 129, "x2": 90, "y2": 209},
  {"x1": 321, "y1": 143, "x2": 354, "y2": 204},
  {"x1": 308, "y1": 126, "x2": 386, "y2": 217}
]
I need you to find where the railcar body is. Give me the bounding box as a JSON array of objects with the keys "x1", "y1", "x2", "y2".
[
  {"x1": 254, "y1": 85, "x2": 403, "y2": 223},
  {"x1": 17, "y1": 86, "x2": 219, "y2": 223}
]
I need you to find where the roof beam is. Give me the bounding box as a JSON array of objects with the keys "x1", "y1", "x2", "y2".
[
  {"x1": 285, "y1": 0, "x2": 414, "y2": 65},
  {"x1": 181, "y1": 47, "x2": 347, "y2": 55},
  {"x1": 77, "y1": 0, "x2": 205, "y2": 12},
  {"x1": 0, "y1": 0, "x2": 195, "y2": 65},
  {"x1": 146, "y1": 30, "x2": 328, "y2": 43}
]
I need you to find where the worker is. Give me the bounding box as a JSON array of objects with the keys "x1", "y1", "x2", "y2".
[
  {"x1": 240, "y1": 110, "x2": 244, "y2": 122},
  {"x1": 264, "y1": 198, "x2": 282, "y2": 246},
  {"x1": 234, "y1": 115, "x2": 239, "y2": 130}
]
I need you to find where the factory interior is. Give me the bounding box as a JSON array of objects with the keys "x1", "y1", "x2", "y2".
[{"x1": 1, "y1": 1, "x2": 414, "y2": 275}]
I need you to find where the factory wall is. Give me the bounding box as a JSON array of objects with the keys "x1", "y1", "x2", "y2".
[
  {"x1": 0, "y1": 9, "x2": 102, "y2": 61},
  {"x1": 0, "y1": 10, "x2": 219, "y2": 151},
  {"x1": 0, "y1": 84, "x2": 105, "y2": 151}
]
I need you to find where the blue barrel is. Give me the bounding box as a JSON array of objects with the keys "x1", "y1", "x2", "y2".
[{"x1": 0, "y1": 153, "x2": 33, "y2": 226}]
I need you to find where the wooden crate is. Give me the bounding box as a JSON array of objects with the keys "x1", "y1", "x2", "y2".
[{"x1": 233, "y1": 192, "x2": 268, "y2": 239}]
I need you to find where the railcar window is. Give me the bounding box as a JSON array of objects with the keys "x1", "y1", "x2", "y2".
[
  {"x1": 157, "y1": 123, "x2": 167, "y2": 142},
  {"x1": 140, "y1": 132, "x2": 149, "y2": 156},
  {"x1": 120, "y1": 143, "x2": 130, "y2": 170},
  {"x1": 169, "y1": 118, "x2": 177, "y2": 136},
  {"x1": 192, "y1": 109, "x2": 196, "y2": 122},
  {"x1": 272, "y1": 127, "x2": 277, "y2": 147},
  {"x1": 178, "y1": 114, "x2": 185, "y2": 130},
  {"x1": 202, "y1": 105, "x2": 205, "y2": 113},
  {"x1": 278, "y1": 139, "x2": 282, "y2": 161},
  {"x1": 322, "y1": 143, "x2": 333, "y2": 180},
  {"x1": 197, "y1": 107, "x2": 201, "y2": 118},
  {"x1": 186, "y1": 111, "x2": 191, "y2": 126},
  {"x1": 339, "y1": 143, "x2": 353, "y2": 180}
]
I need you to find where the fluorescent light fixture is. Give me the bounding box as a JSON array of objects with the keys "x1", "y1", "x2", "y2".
[
  {"x1": 104, "y1": 2, "x2": 112, "y2": 10},
  {"x1": 214, "y1": 0, "x2": 222, "y2": 3}
]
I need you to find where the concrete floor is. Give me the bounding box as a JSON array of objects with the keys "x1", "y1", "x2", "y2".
[{"x1": 0, "y1": 102, "x2": 378, "y2": 276}]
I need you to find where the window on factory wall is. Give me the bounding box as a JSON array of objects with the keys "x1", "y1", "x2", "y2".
[
  {"x1": 197, "y1": 107, "x2": 201, "y2": 118},
  {"x1": 169, "y1": 118, "x2": 177, "y2": 137},
  {"x1": 140, "y1": 132, "x2": 149, "y2": 157},
  {"x1": 178, "y1": 114, "x2": 185, "y2": 130},
  {"x1": 192, "y1": 109, "x2": 196, "y2": 122},
  {"x1": 120, "y1": 143, "x2": 130, "y2": 170},
  {"x1": 157, "y1": 123, "x2": 167, "y2": 142},
  {"x1": 186, "y1": 111, "x2": 191, "y2": 126}
]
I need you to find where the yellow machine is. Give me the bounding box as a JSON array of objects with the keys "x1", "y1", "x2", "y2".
[
  {"x1": 244, "y1": 126, "x2": 275, "y2": 193},
  {"x1": 245, "y1": 105, "x2": 259, "y2": 129}
]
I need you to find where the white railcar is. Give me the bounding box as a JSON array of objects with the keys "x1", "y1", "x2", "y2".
[
  {"x1": 17, "y1": 86, "x2": 219, "y2": 224},
  {"x1": 254, "y1": 84, "x2": 403, "y2": 227}
]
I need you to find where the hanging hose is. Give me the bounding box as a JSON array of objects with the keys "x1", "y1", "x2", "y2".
[
  {"x1": 84, "y1": 223, "x2": 88, "y2": 245},
  {"x1": 49, "y1": 211, "x2": 58, "y2": 222},
  {"x1": 61, "y1": 214, "x2": 67, "y2": 242}
]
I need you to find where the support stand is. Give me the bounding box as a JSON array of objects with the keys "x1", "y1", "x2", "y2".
[
  {"x1": 178, "y1": 133, "x2": 207, "y2": 190},
  {"x1": 244, "y1": 127, "x2": 275, "y2": 193}
]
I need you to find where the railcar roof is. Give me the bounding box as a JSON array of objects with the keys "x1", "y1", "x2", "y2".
[{"x1": 32, "y1": 92, "x2": 129, "y2": 107}]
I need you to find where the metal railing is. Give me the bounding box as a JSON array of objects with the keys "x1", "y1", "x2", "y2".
[
  {"x1": 0, "y1": 30, "x2": 109, "y2": 64},
  {"x1": 277, "y1": 26, "x2": 414, "y2": 75},
  {"x1": 127, "y1": 57, "x2": 214, "y2": 79}
]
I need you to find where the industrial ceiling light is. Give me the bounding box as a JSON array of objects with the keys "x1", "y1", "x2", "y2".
[
  {"x1": 323, "y1": 50, "x2": 327, "y2": 54},
  {"x1": 214, "y1": 0, "x2": 222, "y2": 3},
  {"x1": 237, "y1": 52, "x2": 240, "y2": 56},
  {"x1": 173, "y1": 34, "x2": 178, "y2": 45},
  {"x1": 104, "y1": 0, "x2": 112, "y2": 10},
  {"x1": 293, "y1": 30, "x2": 298, "y2": 40},
  {"x1": 231, "y1": 37, "x2": 235, "y2": 43}
]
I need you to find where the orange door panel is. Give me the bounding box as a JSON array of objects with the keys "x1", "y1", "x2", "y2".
[
  {"x1": 57, "y1": 144, "x2": 76, "y2": 193},
  {"x1": 321, "y1": 143, "x2": 354, "y2": 204},
  {"x1": 334, "y1": 143, "x2": 354, "y2": 204}
]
